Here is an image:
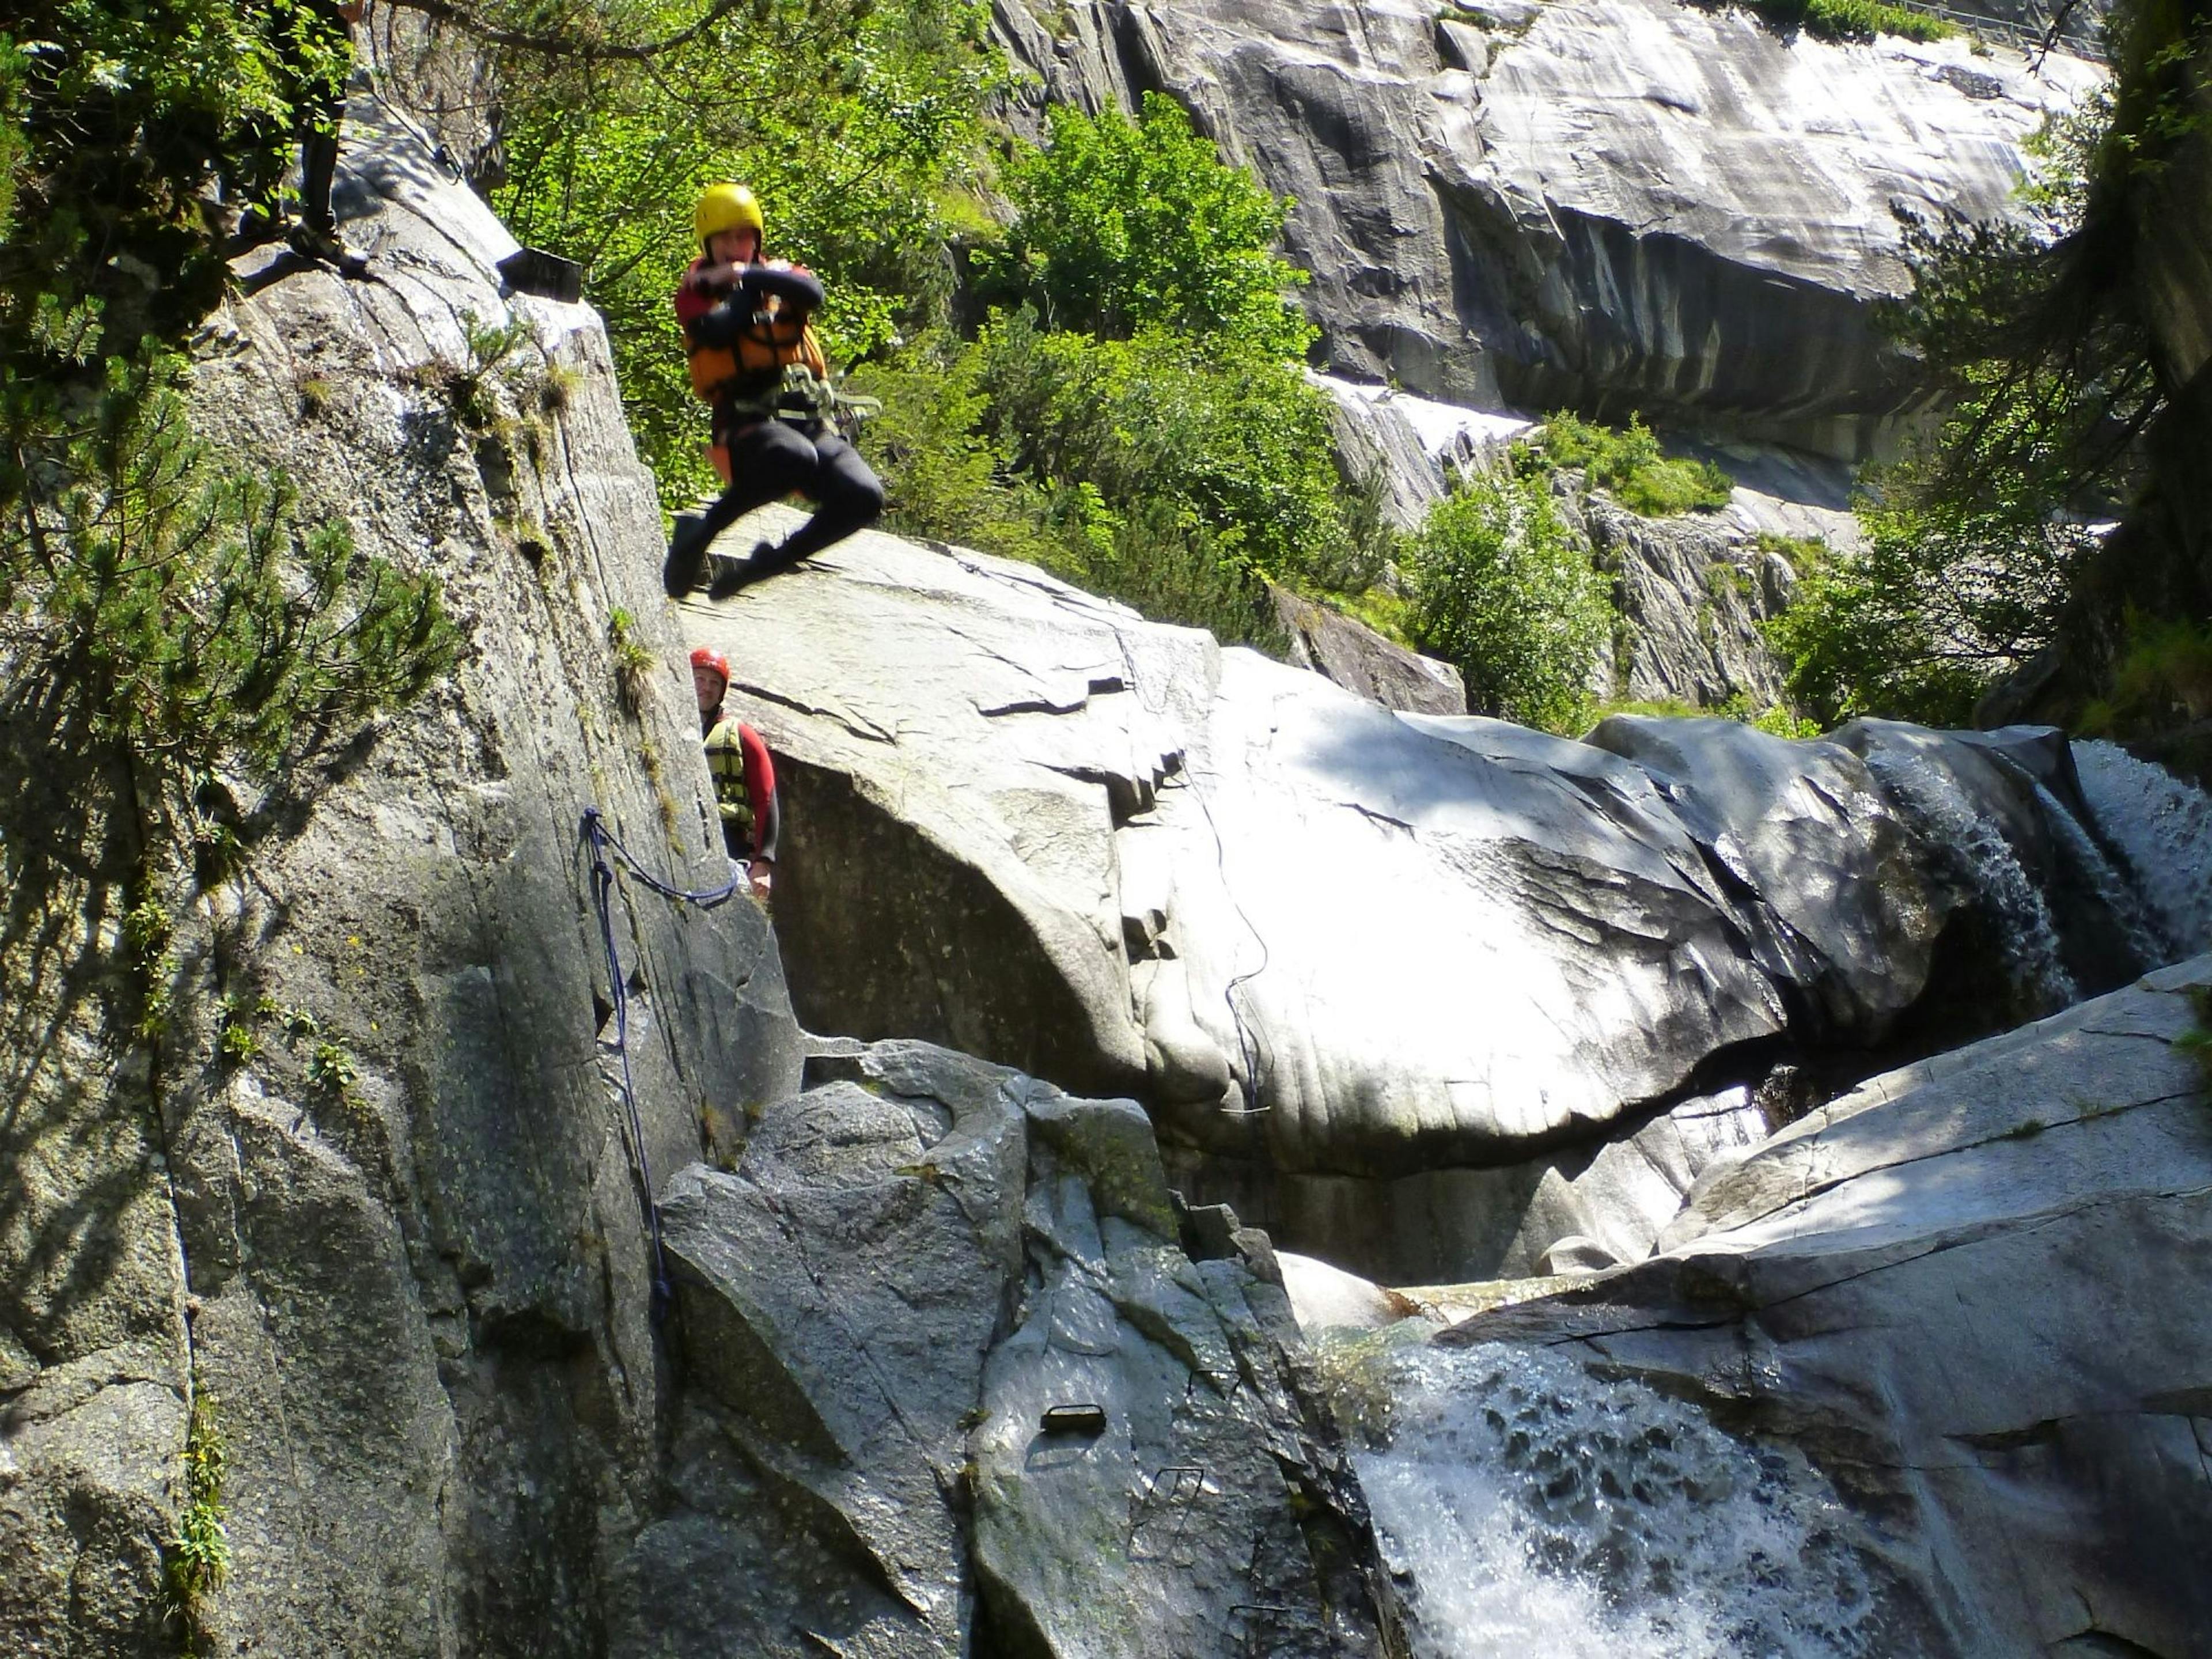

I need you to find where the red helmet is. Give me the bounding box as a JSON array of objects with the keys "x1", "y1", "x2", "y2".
[{"x1": 689, "y1": 645, "x2": 730, "y2": 686}]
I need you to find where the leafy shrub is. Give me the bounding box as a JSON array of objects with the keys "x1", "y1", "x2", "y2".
[
  {"x1": 852, "y1": 324, "x2": 1296, "y2": 650},
  {"x1": 1537, "y1": 413, "x2": 1734, "y2": 517},
  {"x1": 847, "y1": 330, "x2": 1066, "y2": 567},
  {"x1": 2082, "y1": 613, "x2": 2212, "y2": 734},
  {"x1": 1707, "y1": 0, "x2": 1953, "y2": 43},
  {"x1": 1406, "y1": 472, "x2": 1612, "y2": 733},
  {"x1": 981, "y1": 92, "x2": 1314, "y2": 358},
  {"x1": 978, "y1": 310, "x2": 1365, "y2": 590},
  {"x1": 1763, "y1": 459, "x2": 2099, "y2": 728}
]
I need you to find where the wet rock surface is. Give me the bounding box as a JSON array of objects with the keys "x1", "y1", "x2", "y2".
[{"x1": 1445, "y1": 955, "x2": 2212, "y2": 1657}]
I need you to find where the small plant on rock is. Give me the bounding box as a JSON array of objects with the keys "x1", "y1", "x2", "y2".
[
  {"x1": 1537, "y1": 412, "x2": 1734, "y2": 517},
  {"x1": 2179, "y1": 986, "x2": 2212, "y2": 1091},
  {"x1": 163, "y1": 1387, "x2": 230, "y2": 1654},
  {"x1": 608, "y1": 608, "x2": 657, "y2": 715},
  {"x1": 306, "y1": 1040, "x2": 358, "y2": 1096}
]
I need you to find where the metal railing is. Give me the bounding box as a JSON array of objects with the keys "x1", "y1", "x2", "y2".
[{"x1": 1878, "y1": 0, "x2": 2108, "y2": 63}]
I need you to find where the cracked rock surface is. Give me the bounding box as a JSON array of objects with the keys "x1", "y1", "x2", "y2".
[
  {"x1": 622, "y1": 1039, "x2": 1400, "y2": 1657},
  {"x1": 688, "y1": 522, "x2": 2172, "y2": 1281},
  {"x1": 1444, "y1": 955, "x2": 2212, "y2": 1657},
  {"x1": 3, "y1": 90, "x2": 801, "y2": 1656}
]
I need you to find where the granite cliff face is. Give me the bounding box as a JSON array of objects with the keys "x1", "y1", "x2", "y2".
[{"x1": 995, "y1": 0, "x2": 2103, "y2": 456}]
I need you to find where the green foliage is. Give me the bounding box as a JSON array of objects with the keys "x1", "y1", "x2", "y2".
[
  {"x1": 1405, "y1": 471, "x2": 1612, "y2": 733},
  {"x1": 981, "y1": 93, "x2": 1314, "y2": 358},
  {"x1": 306, "y1": 1040, "x2": 357, "y2": 1096},
  {"x1": 1535, "y1": 412, "x2": 1733, "y2": 517},
  {"x1": 2083, "y1": 613, "x2": 2212, "y2": 733},
  {"x1": 0, "y1": 0, "x2": 315, "y2": 361},
  {"x1": 1716, "y1": 0, "x2": 1953, "y2": 43},
  {"x1": 484, "y1": 0, "x2": 1002, "y2": 509},
  {"x1": 2178, "y1": 986, "x2": 2212, "y2": 1091},
  {"x1": 3, "y1": 354, "x2": 458, "y2": 855},
  {"x1": 1764, "y1": 467, "x2": 2098, "y2": 728},
  {"x1": 847, "y1": 329, "x2": 1065, "y2": 566},
  {"x1": 1768, "y1": 74, "x2": 2179, "y2": 727},
  {"x1": 1752, "y1": 531, "x2": 1832, "y2": 578},
  {"x1": 978, "y1": 310, "x2": 1369, "y2": 590},
  {"x1": 851, "y1": 324, "x2": 1293, "y2": 649},
  {"x1": 164, "y1": 1387, "x2": 230, "y2": 1654},
  {"x1": 1593, "y1": 692, "x2": 1818, "y2": 737}
]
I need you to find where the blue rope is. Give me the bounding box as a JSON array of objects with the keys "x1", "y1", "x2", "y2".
[{"x1": 579, "y1": 806, "x2": 745, "y2": 1325}]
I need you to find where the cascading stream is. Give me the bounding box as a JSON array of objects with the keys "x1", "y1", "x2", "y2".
[
  {"x1": 2071, "y1": 740, "x2": 2212, "y2": 959},
  {"x1": 2032, "y1": 780, "x2": 2170, "y2": 971},
  {"x1": 1861, "y1": 747, "x2": 2079, "y2": 1012},
  {"x1": 1345, "y1": 1343, "x2": 1888, "y2": 1659}
]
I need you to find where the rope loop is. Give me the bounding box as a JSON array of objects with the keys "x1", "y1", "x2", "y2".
[{"x1": 579, "y1": 806, "x2": 748, "y2": 1327}]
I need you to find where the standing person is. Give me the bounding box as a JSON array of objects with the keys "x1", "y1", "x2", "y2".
[
  {"x1": 691, "y1": 647, "x2": 779, "y2": 903},
  {"x1": 252, "y1": 0, "x2": 371, "y2": 275},
  {"x1": 663, "y1": 184, "x2": 884, "y2": 600}
]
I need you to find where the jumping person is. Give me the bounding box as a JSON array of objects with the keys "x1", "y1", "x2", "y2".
[
  {"x1": 662, "y1": 184, "x2": 884, "y2": 600},
  {"x1": 691, "y1": 647, "x2": 779, "y2": 903}
]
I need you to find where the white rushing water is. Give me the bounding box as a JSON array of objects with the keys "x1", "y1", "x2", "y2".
[
  {"x1": 2033, "y1": 781, "x2": 2171, "y2": 971},
  {"x1": 2071, "y1": 740, "x2": 2212, "y2": 959},
  {"x1": 1862, "y1": 748, "x2": 2080, "y2": 1011},
  {"x1": 1353, "y1": 1343, "x2": 1885, "y2": 1659}
]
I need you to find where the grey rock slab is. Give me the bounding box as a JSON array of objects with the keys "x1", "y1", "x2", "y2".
[
  {"x1": 1271, "y1": 586, "x2": 1468, "y2": 715},
  {"x1": 1446, "y1": 956, "x2": 2212, "y2": 1657},
  {"x1": 657, "y1": 1071, "x2": 1025, "y2": 1641},
  {"x1": 630, "y1": 1039, "x2": 1396, "y2": 1654},
  {"x1": 975, "y1": 1115, "x2": 1394, "y2": 1656},
  {"x1": 691, "y1": 524, "x2": 1805, "y2": 1180}
]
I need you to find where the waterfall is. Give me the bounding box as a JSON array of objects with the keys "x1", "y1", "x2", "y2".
[
  {"x1": 2071, "y1": 740, "x2": 2212, "y2": 959},
  {"x1": 1351, "y1": 1343, "x2": 1884, "y2": 1658},
  {"x1": 2033, "y1": 781, "x2": 2171, "y2": 971},
  {"x1": 1861, "y1": 748, "x2": 2079, "y2": 1012}
]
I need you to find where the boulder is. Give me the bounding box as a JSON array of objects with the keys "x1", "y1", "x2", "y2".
[
  {"x1": 996, "y1": 0, "x2": 2104, "y2": 457},
  {"x1": 1270, "y1": 586, "x2": 1467, "y2": 715},
  {"x1": 691, "y1": 530, "x2": 1798, "y2": 1188},
  {"x1": 618, "y1": 1040, "x2": 1402, "y2": 1656},
  {"x1": 691, "y1": 518, "x2": 2181, "y2": 1281},
  {"x1": 1584, "y1": 715, "x2": 1950, "y2": 1036},
  {"x1": 1444, "y1": 955, "x2": 2212, "y2": 1657}
]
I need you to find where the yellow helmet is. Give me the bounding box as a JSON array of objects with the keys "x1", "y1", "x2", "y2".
[{"x1": 695, "y1": 183, "x2": 764, "y2": 247}]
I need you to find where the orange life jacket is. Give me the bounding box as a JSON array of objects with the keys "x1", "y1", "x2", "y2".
[{"x1": 687, "y1": 296, "x2": 828, "y2": 403}]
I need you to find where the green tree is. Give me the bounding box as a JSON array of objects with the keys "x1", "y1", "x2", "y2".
[
  {"x1": 976, "y1": 309, "x2": 1362, "y2": 588},
  {"x1": 1406, "y1": 472, "x2": 1612, "y2": 733},
  {"x1": 983, "y1": 92, "x2": 1314, "y2": 357},
  {"x1": 1767, "y1": 83, "x2": 2166, "y2": 725}
]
